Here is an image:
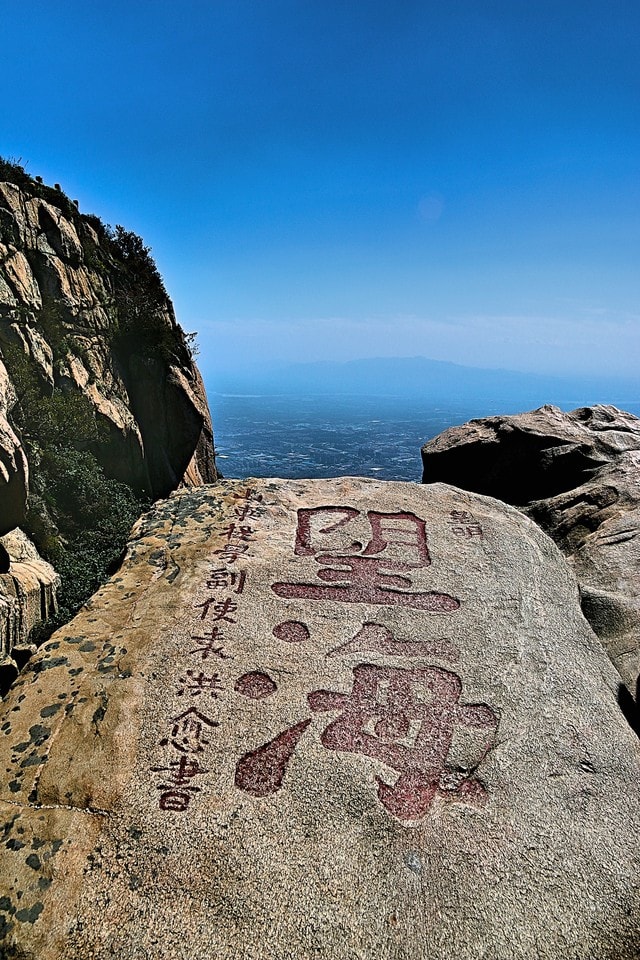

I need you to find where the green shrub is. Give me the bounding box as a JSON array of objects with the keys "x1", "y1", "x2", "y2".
[
  {"x1": 35, "y1": 445, "x2": 144, "y2": 628},
  {"x1": 1, "y1": 339, "x2": 146, "y2": 639}
]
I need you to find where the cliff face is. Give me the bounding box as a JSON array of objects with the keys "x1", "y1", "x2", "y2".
[
  {"x1": 0, "y1": 159, "x2": 218, "y2": 655},
  {"x1": 0, "y1": 163, "x2": 217, "y2": 521},
  {"x1": 0, "y1": 528, "x2": 59, "y2": 694},
  {"x1": 0, "y1": 355, "x2": 28, "y2": 535}
]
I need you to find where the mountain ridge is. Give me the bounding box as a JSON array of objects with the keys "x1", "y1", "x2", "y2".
[{"x1": 212, "y1": 354, "x2": 638, "y2": 403}]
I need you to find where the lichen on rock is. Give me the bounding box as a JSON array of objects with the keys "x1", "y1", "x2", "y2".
[{"x1": 0, "y1": 478, "x2": 638, "y2": 959}]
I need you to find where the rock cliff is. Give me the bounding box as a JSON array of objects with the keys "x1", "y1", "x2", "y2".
[
  {"x1": 0, "y1": 529, "x2": 59, "y2": 693},
  {"x1": 0, "y1": 161, "x2": 217, "y2": 509},
  {"x1": 0, "y1": 158, "x2": 218, "y2": 659},
  {"x1": 421, "y1": 404, "x2": 640, "y2": 700},
  {"x1": 0, "y1": 478, "x2": 638, "y2": 958},
  {"x1": 0, "y1": 356, "x2": 28, "y2": 535}
]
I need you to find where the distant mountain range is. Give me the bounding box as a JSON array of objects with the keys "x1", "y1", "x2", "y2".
[{"x1": 212, "y1": 356, "x2": 638, "y2": 405}]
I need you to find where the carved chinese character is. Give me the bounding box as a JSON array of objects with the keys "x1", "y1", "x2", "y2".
[
  {"x1": 293, "y1": 507, "x2": 429, "y2": 564},
  {"x1": 158, "y1": 790, "x2": 192, "y2": 812},
  {"x1": 160, "y1": 707, "x2": 219, "y2": 754},
  {"x1": 213, "y1": 542, "x2": 249, "y2": 564},
  {"x1": 152, "y1": 755, "x2": 209, "y2": 789},
  {"x1": 154, "y1": 755, "x2": 209, "y2": 813},
  {"x1": 195, "y1": 597, "x2": 238, "y2": 622},
  {"x1": 177, "y1": 670, "x2": 223, "y2": 697},
  {"x1": 233, "y1": 488, "x2": 263, "y2": 503},
  {"x1": 272, "y1": 507, "x2": 459, "y2": 611},
  {"x1": 234, "y1": 502, "x2": 261, "y2": 521},
  {"x1": 449, "y1": 510, "x2": 483, "y2": 539},
  {"x1": 205, "y1": 569, "x2": 246, "y2": 594},
  {"x1": 222, "y1": 523, "x2": 255, "y2": 543},
  {"x1": 190, "y1": 625, "x2": 232, "y2": 661},
  {"x1": 308, "y1": 664, "x2": 497, "y2": 820},
  {"x1": 449, "y1": 510, "x2": 474, "y2": 523},
  {"x1": 235, "y1": 658, "x2": 498, "y2": 822}
]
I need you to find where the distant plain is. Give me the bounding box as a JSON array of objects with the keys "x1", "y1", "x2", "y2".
[
  {"x1": 210, "y1": 393, "x2": 640, "y2": 482},
  {"x1": 208, "y1": 356, "x2": 640, "y2": 481}
]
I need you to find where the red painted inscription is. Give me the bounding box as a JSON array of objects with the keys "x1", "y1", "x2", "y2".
[
  {"x1": 235, "y1": 671, "x2": 278, "y2": 699},
  {"x1": 273, "y1": 620, "x2": 310, "y2": 644},
  {"x1": 235, "y1": 662, "x2": 498, "y2": 822},
  {"x1": 272, "y1": 507, "x2": 459, "y2": 612},
  {"x1": 326, "y1": 622, "x2": 459, "y2": 662},
  {"x1": 294, "y1": 507, "x2": 430, "y2": 564},
  {"x1": 235, "y1": 719, "x2": 311, "y2": 796},
  {"x1": 309, "y1": 664, "x2": 497, "y2": 820}
]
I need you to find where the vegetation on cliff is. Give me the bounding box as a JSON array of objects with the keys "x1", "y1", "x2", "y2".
[{"x1": 3, "y1": 336, "x2": 144, "y2": 633}]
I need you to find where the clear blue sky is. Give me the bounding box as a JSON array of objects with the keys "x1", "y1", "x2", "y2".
[{"x1": 1, "y1": 0, "x2": 639, "y2": 384}]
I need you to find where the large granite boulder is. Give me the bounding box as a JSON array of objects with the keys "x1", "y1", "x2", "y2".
[
  {"x1": 421, "y1": 405, "x2": 640, "y2": 698},
  {"x1": 0, "y1": 478, "x2": 638, "y2": 959}
]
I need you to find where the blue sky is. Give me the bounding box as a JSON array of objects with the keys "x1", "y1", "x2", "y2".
[{"x1": 1, "y1": 0, "x2": 639, "y2": 385}]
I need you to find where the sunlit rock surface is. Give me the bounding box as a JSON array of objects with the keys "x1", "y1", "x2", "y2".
[
  {"x1": 0, "y1": 529, "x2": 59, "y2": 692},
  {"x1": 422, "y1": 404, "x2": 640, "y2": 697},
  {"x1": 0, "y1": 170, "x2": 218, "y2": 669},
  {"x1": 0, "y1": 176, "x2": 217, "y2": 498},
  {"x1": 0, "y1": 479, "x2": 638, "y2": 959}
]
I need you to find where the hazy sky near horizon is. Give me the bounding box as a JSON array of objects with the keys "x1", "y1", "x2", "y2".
[{"x1": 2, "y1": 0, "x2": 640, "y2": 384}]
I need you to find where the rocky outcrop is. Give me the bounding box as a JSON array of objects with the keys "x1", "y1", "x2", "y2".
[
  {"x1": 0, "y1": 161, "x2": 218, "y2": 658},
  {"x1": 0, "y1": 478, "x2": 638, "y2": 958},
  {"x1": 421, "y1": 404, "x2": 640, "y2": 697},
  {"x1": 0, "y1": 529, "x2": 59, "y2": 692},
  {"x1": 0, "y1": 357, "x2": 28, "y2": 534},
  {"x1": 0, "y1": 167, "x2": 218, "y2": 503}
]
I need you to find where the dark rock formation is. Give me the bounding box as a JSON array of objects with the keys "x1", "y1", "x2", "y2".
[
  {"x1": 422, "y1": 404, "x2": 640, "y2": 696},
  {"x1": 0, "y1": 529, "x2": 59, "y2": 694},
  {"x1": 0, "y1": 357, "x2": 28, "y2": 534}
]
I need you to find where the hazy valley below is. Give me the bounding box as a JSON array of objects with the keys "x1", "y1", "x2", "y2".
[
  {"x1": 208, "y1": 357, "x2": 640, "y2": 480},
  {"x1": 209, "y1": 390, "x2": 640, "y2": 481}
]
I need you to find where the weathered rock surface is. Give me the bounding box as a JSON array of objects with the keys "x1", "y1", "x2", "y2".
[
  {"x1": 0, "y1": 529, "x2": 59, "y2": 690},
  {"x1": 0, "y1": 173, "x2": 218, "y2": 500},
  {"x1": 421, "y1": 404, "x2": 640, "y2": 697},
  {"x1": 0, "y1": 357, "x2": 28, "y2": 534},
  {"x1": 0, "y1": 478, "x2": 638, "y2": 959}
]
